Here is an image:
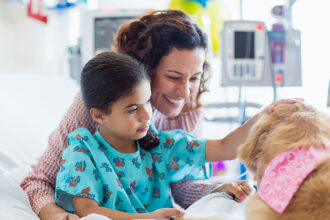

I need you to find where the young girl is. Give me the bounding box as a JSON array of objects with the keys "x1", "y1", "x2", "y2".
[
  {"x1": 55, "y1": 52, "x2": 206, "y2": 219},
  {"x1": 54, "y1": 52, "x2": 245, "y2": 219}
]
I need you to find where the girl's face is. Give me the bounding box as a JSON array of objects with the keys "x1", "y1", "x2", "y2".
[
  {"x1": 98, "y1": 79, "x2": 152, "y2": 146},
  {"x1": 151, "y1": 48, "x2": 205, "y2": 117}
]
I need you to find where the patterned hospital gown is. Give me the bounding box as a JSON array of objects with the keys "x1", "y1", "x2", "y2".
[{"x1": 55, "y1": 126, "x2": 211, "y2": 214}]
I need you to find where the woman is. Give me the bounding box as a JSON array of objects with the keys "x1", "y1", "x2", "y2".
[{"x1": 21, "y1": 10, "x2": 257, "y2": 220}]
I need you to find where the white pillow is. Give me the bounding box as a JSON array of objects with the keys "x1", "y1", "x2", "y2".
[{"x1": 0, "y1": 171, "x2": 39, "y2": 220}]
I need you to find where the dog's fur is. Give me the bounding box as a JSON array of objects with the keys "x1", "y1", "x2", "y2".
[{"x1": 238, "y1": 101, "x2": 330, "y2": 220}]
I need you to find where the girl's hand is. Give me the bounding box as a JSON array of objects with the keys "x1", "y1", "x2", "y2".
[
  {"x1": 211, "y1": 180, "x2": 252, "y2": 202},
  {"x1": 50, "y1": 213, "x2": 79, "y2": 220},
  {"x1": 149, "y1": 208, "x2": 185, "y2": 219}
]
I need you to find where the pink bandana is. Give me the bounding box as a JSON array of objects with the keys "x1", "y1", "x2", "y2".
[{"x1": 258, "y1": 145, "x2": 330, "y2": 213}]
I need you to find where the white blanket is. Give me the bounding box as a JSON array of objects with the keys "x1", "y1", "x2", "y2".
[
  {"x1": 0, "y1": 74, "x2": 79, "y2": 219},
  {"x1": 79, "y1": 193, "x2": 246, "y2": 220},
  {"x1": 0, "y1": 171, "x2": 39, "y2": 220},
  {"x1": 182, "y1": 192, "x2": 245, "y2": 220}
]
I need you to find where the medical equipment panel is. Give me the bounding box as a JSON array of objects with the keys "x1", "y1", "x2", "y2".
[
  {"x1": 269, "y1": 24, "x2": 302, "y2": 86},
  {"x1": 221, "y1": 20, "x2": 302, "y2": 87},
  {"x1": 80, "y1": 9, "x2": 146, "y2": 65},
  {"x1": 221, "y1": 21, "x2": 272, "y2": 86},
  {"x1": 94, "y1": 16, "x2": 133, "y2": 55}
]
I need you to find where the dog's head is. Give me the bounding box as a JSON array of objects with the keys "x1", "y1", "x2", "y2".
[{"x1": 238, "y1": 101, "x2": 330, "y2": 183}]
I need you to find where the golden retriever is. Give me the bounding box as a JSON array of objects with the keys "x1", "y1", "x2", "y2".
[{"x1": 238, "y1": 101, "x2": 330, "y2": 220}]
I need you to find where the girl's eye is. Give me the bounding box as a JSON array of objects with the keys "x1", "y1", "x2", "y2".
[
  {"x1": 190, "y1": 77, "x2": 200, "y2": 81},
  {"x1": 128, "y1": 108, "x2": 137, "y2": 114}
]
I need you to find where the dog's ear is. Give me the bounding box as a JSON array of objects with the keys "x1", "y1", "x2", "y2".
[{"x1": 238, "y1": 115, "x2": 273, "y2": 174}]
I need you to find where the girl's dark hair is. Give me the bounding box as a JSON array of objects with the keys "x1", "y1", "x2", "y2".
[
  {"x1": 81, "y1": 52, "x2": 159, "y2": 150},
  {"x1": 113, "y1": 9, "x2": 210, "y2": 110}
]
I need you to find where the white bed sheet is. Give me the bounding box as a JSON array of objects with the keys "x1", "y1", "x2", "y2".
[
  {"x1": 0, "y1": 171, "x2": 39, "y2": 220},
  {"x1": 0, "y1": 73, "x2": 79, "y2": 219}
]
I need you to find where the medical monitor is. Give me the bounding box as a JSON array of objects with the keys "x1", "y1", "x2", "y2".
[
  {"x1": 221, "y1": 21, "x2": 272, "y2": 86},
  {"x1": 80, "y1": 9, "x2": 146, "y2": 65},
  {"x1": 221, "y1": 20, "x2": 302, "y2": 87}
]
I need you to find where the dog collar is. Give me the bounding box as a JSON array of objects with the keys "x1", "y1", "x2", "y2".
[{"x1": 258, "y1": 145, "x2": 330, "y2": 213}]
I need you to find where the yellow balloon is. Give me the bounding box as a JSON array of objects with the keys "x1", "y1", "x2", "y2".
[{"x1": 169, "y1": 0, "x2": 231, "y2": 55}]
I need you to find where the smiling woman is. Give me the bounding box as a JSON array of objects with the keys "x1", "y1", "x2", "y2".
[
  {"x1": 151, "y1": 48, "x2": 205, "y2": 118},
  {"x1": 113, "y1": 10, "x2": 211, "y2": 127}
]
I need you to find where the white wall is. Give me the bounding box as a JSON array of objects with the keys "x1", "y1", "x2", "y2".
[
  {"x1": 0, "y1": 0, "x2": 329, "y2": 108},
  {"x1": 293, "y1": 0, "x2": 330, "y2": 109},
  {"x1": 0, "y1": 0, "x2": 170, "y2": 76},
  {"x1": 0, "y1": 1, "x2": 80, "y2": 75}
]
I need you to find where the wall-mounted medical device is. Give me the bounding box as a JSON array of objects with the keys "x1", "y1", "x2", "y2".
[
  {"x1": 221, "y1": 20, "x2": 301, "y2": 87},
  {"x1": 221, "y1": 21, "x2": 272, "y2": 86},
  {"x1": 80, "y1": 9, "x2": 146, "y2": 65}
]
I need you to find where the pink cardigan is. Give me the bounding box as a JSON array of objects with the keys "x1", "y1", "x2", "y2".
[{"x1": 20, "y1": 92, "x2": 215, "y2": 214}]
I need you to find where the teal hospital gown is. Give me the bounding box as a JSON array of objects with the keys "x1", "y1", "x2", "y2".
[{"x1": 55, "y1": 126, "x2": 211, "y2": 214}]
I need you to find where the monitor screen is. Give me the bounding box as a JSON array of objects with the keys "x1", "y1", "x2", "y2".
[
  {"x1": 234, "y1": 31, "x2": 255, "y2": 59},
  {"x1": 94, "y1": 17, "x2": 134, "y2": 55}
]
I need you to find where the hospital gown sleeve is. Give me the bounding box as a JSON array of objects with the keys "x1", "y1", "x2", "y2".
[
  {"x1": 55, "y1": 129, "x2": 103, "y2": 213},
  {"x1": 158, "y1": 129, "x2": 212, "y2": 183}
]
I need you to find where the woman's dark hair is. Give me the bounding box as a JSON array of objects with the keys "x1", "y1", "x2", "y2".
[
  {"x1": 113, "y1": 9, "x2": 210, "y2": 110},
  {"x1": 81, "y1": 52, "x2": 159, "y2": 150}
]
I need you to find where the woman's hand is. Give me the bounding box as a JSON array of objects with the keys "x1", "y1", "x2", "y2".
[
  {"x1": 50, "y1": 213, "x2": 79, "y2": 220},
  {"x1": 211, "y1": 180, "x2": 252, "y2": 202},
  {"x1": 149, "y1": 208, "x2": 185, "y2": 220}
]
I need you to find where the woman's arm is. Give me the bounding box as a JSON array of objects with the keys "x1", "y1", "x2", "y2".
[
  {"x1": 20, "y1": 92, "x2": 98, "y2": 219},
  {"x1": 205, "y1": 112, "x2": 261, "y2": 162},
  {"x1": 72, "y1": 196, "x2": 184, "y2": 220}
]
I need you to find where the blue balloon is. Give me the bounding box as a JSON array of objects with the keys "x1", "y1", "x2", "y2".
[{"x1": 187, "y1": 0, "x2": 212, "y2": 8}]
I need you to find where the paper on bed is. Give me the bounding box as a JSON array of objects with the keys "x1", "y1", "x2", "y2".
[
  {"x1": 182, "y1": 192, "x2": 245, "y2": 220},
  {"x1": 79, "y1": 193, "x2": 245, "y2": 220},
  {"x1": 80, "y1": 213, "x2": 111, "y2": 220}
]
